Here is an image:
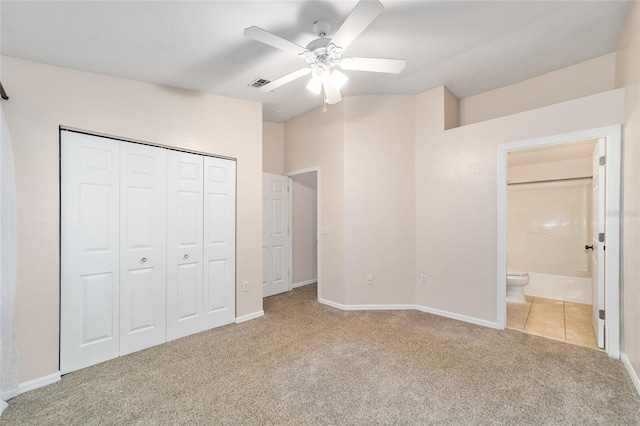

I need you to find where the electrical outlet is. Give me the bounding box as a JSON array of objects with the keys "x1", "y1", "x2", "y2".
[
  {"x1": 242, "y1": 281, "x2": 249, "y2": 292},
  {"x1": 420, "y1": 274, "x2": 427, "y2": 284},
  {"x1": 366, "y1": 275, "x2": 373, "y2": 285}
]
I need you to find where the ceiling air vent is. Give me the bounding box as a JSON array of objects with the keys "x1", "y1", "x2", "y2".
[{"x1": 248, "y1": 78, "x2": 271, "y2": 88}]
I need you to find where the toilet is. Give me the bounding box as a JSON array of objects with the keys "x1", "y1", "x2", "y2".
[{"x1": 507, "y1": 272, "x2": 530, "y2": 303}]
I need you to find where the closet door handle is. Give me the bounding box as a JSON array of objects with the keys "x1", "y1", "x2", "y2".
[
  {"x1": 585, "y1": 245, "x2": 594, "y2": 250},
  {"x1": 140, "y1": 257, "x2": 148, "y2": 263},
  {"x1": 183, "y1": 254, "x2": 189, "y2": 260}
]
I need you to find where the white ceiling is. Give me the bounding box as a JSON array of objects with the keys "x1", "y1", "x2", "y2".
[{"x1": 0, "y1": 1, "x2": 629, "y2": 123}]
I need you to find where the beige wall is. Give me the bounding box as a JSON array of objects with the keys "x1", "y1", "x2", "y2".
[
  {"x1": 616, "y1": 0, "x2": 640, "y2": 382},
  {"x1": 415, "y1": 87, "x2": 624, "y2": 323},
  {"x1": 508, "y1": 157, "x2": 592, "y2": 184},
  {"x1": 343, "y1": 96, "x2": 415, "y2": 305},
  {"x1": 291, "y1": 172, "x2": 317, "y2": 285},
  {"x1": 1, "y1": 57, "x2": 263, "y2": 383},
  {"x1": 285, "y1": 83, "x2": 623, "y2": 320},
  {"x1": 285, "y1": 104, "x2": 345, "y2": 304},
  {"x1": 285, "y1": 96, "x2": 416, "y2": 306},
  {"x1": 460, "y1": 53, "x2": 617, "y2": 126},
  {"x1": 262, "y1": 122, "x2": 284, "y2": 174},
  {"x1": 443, "y1": 87, "x2": 460, "y2": 130}
]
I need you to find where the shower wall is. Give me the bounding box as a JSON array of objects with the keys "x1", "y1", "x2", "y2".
[{"x1": 507, "y1": 179, "x2": 592, "y2": 303}]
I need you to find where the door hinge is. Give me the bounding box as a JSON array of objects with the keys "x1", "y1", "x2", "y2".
[
  {"x1": 599, "y1": 156, "x2": 606, "y2": 166},
  {"x1": 599, "y1": 309, "x2": 605, "y2": 320},
  {"x1": 599, "y1": 233, "x2": 605, "y2": 243}
]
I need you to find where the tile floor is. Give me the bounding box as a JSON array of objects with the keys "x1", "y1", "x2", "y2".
[{"x1": 507, "y1": 296, "x2": 599, "y2": 349}]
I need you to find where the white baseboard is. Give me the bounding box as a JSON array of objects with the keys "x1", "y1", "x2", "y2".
[
  {"x1": 1, "y1": 389, "x2": 17, "y2": 402},
  {"x1": 320, "y1": 300, "x2": 414, "y2": 311},
  {"x1": 414, "y1": 305, "x2": 501, "y2": 330},
  {"x1": 292, "y1": 279, "x2": 317, "y2": 289},
  {"x1": 9, "y1": 372, "x2": 61, "y2": 398},
  {"x1": 318, "y1": 298, "x2": 345, "y2": 310},
  {"x1": 318, "y1": 298, "x2": 499, "y2": 330},
  {"x1": 235, "y1": 310, "x2": 264, "y2": 324},
  {"x1": 345, "y1": 304, "x2": 415, "y2": 311},
  {"x1": 622, "y1": 354, "x2": 640, "y2": 396}
]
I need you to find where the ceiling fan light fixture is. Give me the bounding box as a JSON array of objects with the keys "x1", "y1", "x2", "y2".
[
  {"x1": 330, "y1": 69, "x2": 348, "y2": 89},
  {"x1": 306, "y1": 76, "x2": 323, "y2": 95}
]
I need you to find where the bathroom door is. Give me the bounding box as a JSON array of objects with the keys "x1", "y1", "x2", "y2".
[{"x1": 591, "y1": 138, "x2": 605, "y2": 349}]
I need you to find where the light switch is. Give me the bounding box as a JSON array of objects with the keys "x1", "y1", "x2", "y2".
[{"x1": 320, "y1": 226, "x2": 328, "y2": 235}]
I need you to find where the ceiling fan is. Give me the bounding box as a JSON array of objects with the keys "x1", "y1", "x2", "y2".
[{"x1": 243, "y1": 0, "x2": 406, "y2": 105}]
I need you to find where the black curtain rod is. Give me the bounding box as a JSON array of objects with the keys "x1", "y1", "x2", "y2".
[{"x1": 0, "y1": 82, "x2": 8, "y2": 100}]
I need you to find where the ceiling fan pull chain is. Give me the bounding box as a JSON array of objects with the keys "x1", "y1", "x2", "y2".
[{"x1": 323, "y1": 87, "x2": 328, "y2": 113}]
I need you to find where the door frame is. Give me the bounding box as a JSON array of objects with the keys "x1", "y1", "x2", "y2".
[
  {"x1": 496, "y1": 125, "x2": 621, "y2": 358},
  {"x1": 286, "y1": 166, "x2": 321, "y2": 301}
]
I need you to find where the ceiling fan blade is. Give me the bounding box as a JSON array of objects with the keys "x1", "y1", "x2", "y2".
[
  {"x1": 244, "y1": 26, "x2": 309, "y2": 57},
  {"x1": 330, "y1": 0, "x2": 384, "y2": 52},
  {"x1": 259, "y1": 68, "x2": 311, "y2": 92},
  {"x1": 322, "y1": 79, "x2": 342, "y2": 105},
  {"x1": 340, "y1": 57, "x2": 406, "y2": 74}
]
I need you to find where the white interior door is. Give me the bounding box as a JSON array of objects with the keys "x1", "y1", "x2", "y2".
[
  {"x1": 203, "y1": 156, "x2": 236, "y2": 328},
  {"x1": 119, "y1": 142, "x2": 167, "y2": 355},
  {"x1": 262, "y1": 173, "x2": 290, "y2": 297},
  {"x1": 591, "y1": 137, "x2": 606, "y2": 349},
  {"x1": 166, "y1": 151, "x2": 204, "y2": 340},
  {"x1": 61, "y1": 131, "x2": 120, "y2": 373}
]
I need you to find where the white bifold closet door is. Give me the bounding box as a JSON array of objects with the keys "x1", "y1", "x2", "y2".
[
  {"x1": 166, "y1": 153, "x2": 236, "y2": 339},
  {"x1": 61, "y1": 131, "x2": 236, "y2": 373},
  {"x1": 166, "y1": 151, "x2": 204, "y2": 340},
  {"x1": 203, "y1": 157, "x2": 236, "y2": 329},
  {"x1": 119, "y1": 142, "x2": 167, "y2": 356},
  {"x1": 61, "y1": 132, "x2": 121, "y2": 373}
]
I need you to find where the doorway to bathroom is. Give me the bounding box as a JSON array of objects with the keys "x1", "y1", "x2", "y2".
[{"x1": 497, "y1": 126, "x2": 621, "y2": 358}]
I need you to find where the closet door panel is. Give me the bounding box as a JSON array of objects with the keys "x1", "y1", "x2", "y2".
[
  {"x1": 167, "y1": 151, "x2": 204, "y2": 340},
  {"x1": 120, "y1": 142, "x2": 167, "y2": 355},
  {"x1": 61, "y1": 131, "x2": 120, "y2": 374},
  {"x1": 203, "y1": 157, "x2": 236, "y2": 328},
  {"x1": 207, "y1": 260, "x2": 227, "y2": 311},
  {"x1": 177, "y1": 263, "x2": 199, "y2": 317}
]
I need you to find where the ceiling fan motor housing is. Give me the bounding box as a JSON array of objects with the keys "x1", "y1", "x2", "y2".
[
  {"x1": 313, "y1": 19, "x2": 331, "y2": 37},
  {"x1": 305, "y1": 36, "x2": 341, "y2": 66}
]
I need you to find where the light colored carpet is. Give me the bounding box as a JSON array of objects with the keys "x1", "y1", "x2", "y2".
[{"x1": 3, "y1": 284, "x2": 640, "y2": 425}]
